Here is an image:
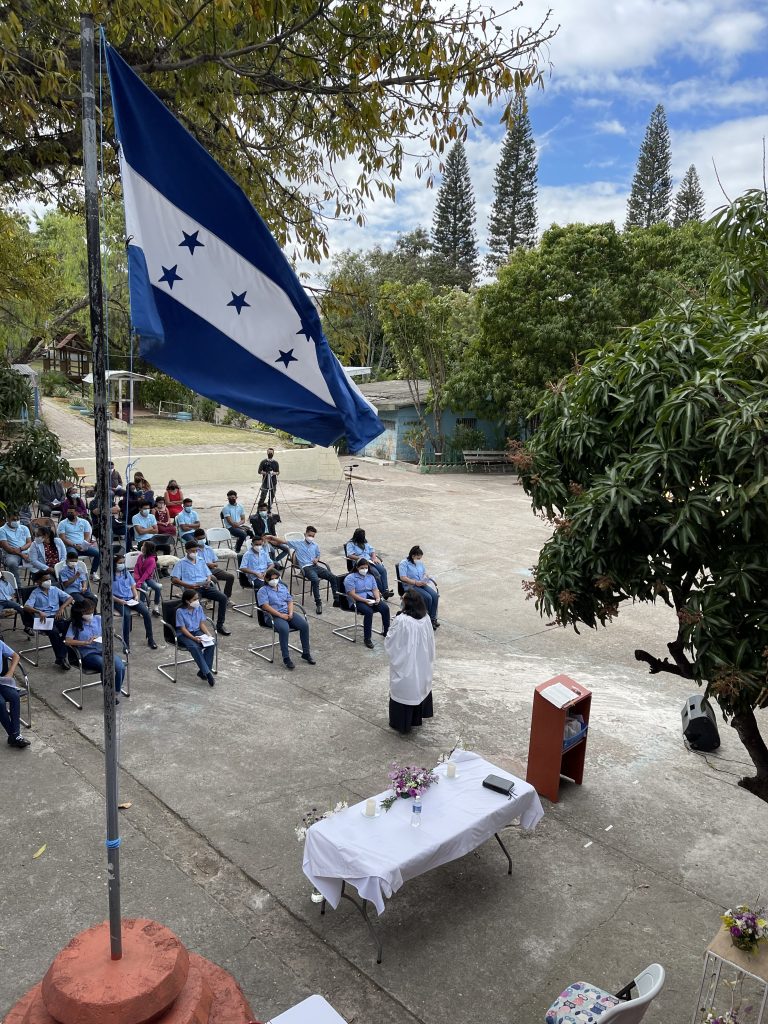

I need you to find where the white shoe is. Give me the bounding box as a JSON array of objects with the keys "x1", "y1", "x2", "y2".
[{"x1": 152, "y1": 604, "x2": 161, "y2": 616}]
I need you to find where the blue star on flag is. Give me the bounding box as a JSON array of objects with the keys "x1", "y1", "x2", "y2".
[
  {"x1": 227, "y1": 290, "x2": 251, "y2": 315},
  {"x1": 276, "y1": 349, "x2": 298, "y2": 368},
  {"x1": 158, "y1": 265, "x2": 183, "y2": 289},
  {"x1": 296, "y1": 320, "x2": 314, "y2": 341},
  {"x1": 179, "y1": 230, "x2": 204, "y2": 254}
]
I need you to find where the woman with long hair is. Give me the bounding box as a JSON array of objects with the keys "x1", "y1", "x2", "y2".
[
  {"x1": 164, "y1": 480, "x2": 184, "y2": 519},
  {"x1": 28, "y1": 525, "x2": 67, "y2": 573},
  {"x1": 65, "y1": 599, "x2": 126, "y2": 694},
  {"x1": 175, "y1": 588, "x2": 216, "y2": 686},
  {"x1": 384, "y1": 590, "x2": 435, "y2": 734}
]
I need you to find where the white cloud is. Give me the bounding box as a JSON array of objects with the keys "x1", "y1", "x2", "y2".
[
  {"x1": 672, "y1": 114, "x2": 768, "y2": 212},
  {"x1": 595, "y1": 118, "x2": 627, "y2": 135}
]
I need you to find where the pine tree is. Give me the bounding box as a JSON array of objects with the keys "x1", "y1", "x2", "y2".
[
  {"x1": 486, "y1": 92, "x2": 538, "y2": 271},
  {"x1": 673, "y1": 164, "x2": 706, "y2": 226},
  {"x1": 625, "y1": 104, "x2": 673, "y2": 229},
  {"x1": 431, "y1": 141, "x2": 479, "y2": 289}
]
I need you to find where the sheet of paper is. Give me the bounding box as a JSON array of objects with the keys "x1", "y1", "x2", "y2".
[
  {"x1": 33, "y1": 617, "x2": 54, "y2": 631},
  {"x1": 93, "y1": 636, "x2": 103, "y2": 644},
  {"x1": 125, "y1": 599, "x2": 139, "y2": 607},
  {"x1": 541, "y1": 682, "x2": 579, "y2": 708},
  {"x1": 200, "y1": 635, "x2": 215, "y2": 647}
]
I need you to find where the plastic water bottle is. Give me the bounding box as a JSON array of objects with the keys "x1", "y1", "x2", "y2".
[{"x1": 411, "y1": 795, "x2": 422, "y2": 828}]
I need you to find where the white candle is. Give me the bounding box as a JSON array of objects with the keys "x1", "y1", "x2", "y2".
[
  {"x1": 365, "y1": 798, "x2": 376, "y2": 816},
  {"x1": 446, "y1": 762, "x2": 456, "y2": 779}
]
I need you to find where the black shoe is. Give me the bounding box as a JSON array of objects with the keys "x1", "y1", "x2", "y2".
[
  {"x1": 384, "y1": 590, "x2": 394, "y2": 599},
  {"x1": 197, "y1": 671, "x2": 207, "y2": 679},
  {"x1": 332, "y1": 597, "x2": 341, "y2": 607},
  {"x1": 207, "y1": 674, "x2": 216, "y2": 687},
  {"x1": 216, "y1": 626, "x2": 231, "y2": 636},
  {"x1": 364, "y1": 638, "x2": 374, "y2": 649},
  {"x1": 432, "y1": 620, "x2": 440, "y2": 630},
  {"x1": 148, "y1": 639, "x2": 158, "y2": 650},
  {"x1": 24, "y1": 627, "x2": 34, "y2": 637},
  {"x1": 8, "y1": 735, "x2": 30, "y2": 748},
  {"x1": 315, "y1": 603, "x2": 323, "y2": 615},
  {"x1": 56, "y1": 659, "x2": 71, "y2": 671},
  {"x1": 301, "y1": 653, "x2": 316, "y2": 665},
  {"x1": 283, "y1": 658, "x2": 295, "y2": 670}
]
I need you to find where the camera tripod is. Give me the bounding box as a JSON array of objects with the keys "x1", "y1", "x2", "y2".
[
  {"x1": 249, "y1": 473, "x2": 279, "y2": 518},
  {"x1": 336, "y1": 465, "x2": 360, "y2": 529}
]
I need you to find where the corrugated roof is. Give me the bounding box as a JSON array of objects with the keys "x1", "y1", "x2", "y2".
[{"x1": 358, "y1": 379, "x2": 430, "y2": 409}]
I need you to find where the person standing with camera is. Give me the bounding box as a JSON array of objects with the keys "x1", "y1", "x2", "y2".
[{"x1": 257, "y1": 448, "x2": 280, "y2": 509}]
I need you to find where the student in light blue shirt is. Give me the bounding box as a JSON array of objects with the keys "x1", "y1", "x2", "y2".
[
  {"x1": 58, "y1": 554, "x2": 97, "y2": 605},
  {"x1": 22, "y1": 571, "x2": 74, "y2": 669},
  {"x1": 65, "y1": 600, "x2": 126, "y2": 694},
  {"x1": 132, "y1": 501, "x2": 173, "y2": 553},
  {"x1": 221, "y1": 490, "x2": 253, "y2": 552},
  {"x1": 286, "y1": 525, "x2": 339, "y2": 615},
  {"x1": 175, "y1": 589, "x2": 216, "y2": 685},
  {"x1": 175, "y1": 499, "x2": 200, "y2": 543},
  {"x1": 0, "y1": 575, "x2": 24, "y2": 617},
  {"x1": 57, "y1": 509, "x2": 100, "y2": 575},
  {"x1": 343, "y1": 559, "x2": 391, "y2": 648},
  {"x1": 240, "y1": 537, "x2": 275, "y2": 587},
  {"x1": 113, "y1": 556, "x2": 157, "y2": 649},
  {"x1": 0, "y1": 513, "x2": 32, "y2": 587},
  {"x1": 171, "y1": 543, "x2": 230, "y2": 634},
  {"x1": 192, "y1": 528, "x2": 234, "y2": 598},
  {"x1": 0, "y1": 638, "x2": 30, "y2": 747},
  {"x1": 347, "y1": 527, "x2": 392, "y2": 597},
  {"x1": 398, "y1": 545, "x2": 439, "y2": 628},
  {"x1": 256, "y1": 568, "x2": 314, "y2": 670}
]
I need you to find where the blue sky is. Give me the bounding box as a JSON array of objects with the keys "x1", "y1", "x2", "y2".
[{"x1": 311, "y1": 0, "x2": 768, "y2": 279}]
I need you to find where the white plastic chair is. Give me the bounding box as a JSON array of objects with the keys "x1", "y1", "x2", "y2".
[
  {"x1": 205, "y1": 527, "x2": 238, "y2": 564},
  {"x1": 545, "y1": 964, "x2": 665, "y2": 1024}
]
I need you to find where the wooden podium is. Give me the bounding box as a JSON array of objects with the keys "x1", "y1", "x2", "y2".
[{"x1": 526, "y1": 674, "x2": 591, "y2": 803}]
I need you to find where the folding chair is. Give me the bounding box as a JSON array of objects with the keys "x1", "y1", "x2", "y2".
[
  {"x1": 62, "y1": 632, "x2": 130, "y2": 710},
  {"x1": 249, "y1": 605, "x2": 306, "y2": 664},
  {"x1": 204, "y1": 527, "x2": 238, "y2": 566},
  {"x1": 17, "y1": 586, "x2": 62, "y2": 667},
  {"x1": 0, "y1": 570, "x2": 23, "y2": 635},
  {"x1": 332, "y1": 575, "x2": 386, "y2": 645},
  {"x1": 156, "y1": 599, "x2": 218, "y2": 684},
  {"x1": 395, "y1": 562, "x2": 405, "y2": 597},
  {"x1": 343, "y1": 542, "x2": 358, "y2": 573},
  {"x1": 54, "y1": 558, "x2": 93, "y2": 604},
  {"x1": 232, "y1": 557, "x2": 260, "y2": 618},
  {"x1": 287, "y1": 549, "x2": 331, "y2": 606},
  {"x1": 2, "y1": 652, "x2": 31, "y2": 728}
]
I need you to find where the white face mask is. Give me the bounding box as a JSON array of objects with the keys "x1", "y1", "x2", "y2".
[
  {"x1": 267, "y1": 578, "x2": 279, "y2": 588},
  {"x1": 67, "y1": 562, "x2": 78, "y2": 570},
  {"x1": 305, "y1": 535, "x2": 314, "y2": 543},
  {"x1": 41, "y1": 580, "x2": 52, "y2": 590},
  {"x1": 358, "y1": 566, "x2": 369, "y2": 575},
  {"x1": 197, "y1": 539, "x2": 206, "y2": 547},
  {"x1": 83, "y1": 614, "x2": 94, "y2": 623},
  {"x1": 116, "y1": 562, "x2": 125, "y2": 571},
  {"x1": 189, "y1": 599, "x2": 200, "y2": 609},
  {"x1": 413, "y1": 556, "x2": 422, "y2": 562},
  {"x1": 187, "y1": 553, "x2": 197, "y2": 562},
  {"x1": 140, "y1": 510, "x2": 149, "y2": 517},
  {"x1": 252, "y1": 546, "x2": 263, "y2": 554}
]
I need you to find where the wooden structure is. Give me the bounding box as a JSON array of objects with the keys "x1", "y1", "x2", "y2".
[
  {"x1": 693, "y1": 927, "x2": 768, "y2": 1022},
  {"x1": 42, "y1": 331, "x2": 90, "y2": 383},
  {"x1": 526, "y1": 674, "x2": 592, "y2": 803}
]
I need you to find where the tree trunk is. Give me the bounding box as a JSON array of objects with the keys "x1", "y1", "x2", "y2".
[{"x1": 731, "y1": 708, "x2": 768, "y2": 802}]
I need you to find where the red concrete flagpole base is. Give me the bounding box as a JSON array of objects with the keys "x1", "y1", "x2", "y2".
[{"x1": 4, "y1": 920, "x2": 253, "y2": 1024}]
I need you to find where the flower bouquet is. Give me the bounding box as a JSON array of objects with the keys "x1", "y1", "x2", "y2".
[
  {"x1": 294, "y1": 801, "x2": 348, "y2": 843},
  {"x1": 722, "y1": 903, "x2": 768, "y2": 954},
  {"x1": 381, "y1": 762, "x2": 439, "y2": 812}
]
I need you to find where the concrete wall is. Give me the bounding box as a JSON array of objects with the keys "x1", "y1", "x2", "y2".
[
  {"x1": 356, "y1": 408, "x2": 504, "y2": 462},
  {"x1": 73, "y1": 446, "x2": 341, "y2": 488}
]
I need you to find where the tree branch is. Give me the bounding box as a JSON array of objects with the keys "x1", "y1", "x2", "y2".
[{"x1": 634, "y1": 648, "x2": 695, "y2": 678}]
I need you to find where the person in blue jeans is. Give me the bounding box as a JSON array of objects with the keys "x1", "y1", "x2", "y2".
[
  {"x1": 112, "y1": 556, "x2": 157, "y2": 649},
  {"x1": 65, "y1": 600, "x2": 126, "y2": 695},
  {"x1": 284, "y1": 526, "x2": 340, "y2": 615},
  {"x1": 257, "y1": 568, "x2": 316, "y2": 671},
  {"x1": 221, "y1": 490, "x2": 253, "y2": 552},
  {"x1": 0, "y1": 575, "x2": 25, "y2": 618},
  {"x1": 0, "y1": 638, "x2": 30, "y2": 748},
  {"x1": 22, "y1": 571, "x2": 75, "y2": 670},
  {"x1": 347, "y1": 527, "x2": 393, "y2": 597},
  {"x1": 58, "y1": 554, "x2": 98, "y2": 605},
  {"x1": 343, "y1": 559, "x2": 391, "y2": 649},
  {"x1": 57, "y1": 509, "x2": 101, "y2": 577},
  {"x1": 175, "y1": 589, "x2": 216, "y2": 686},
  {"x1": 398, "y1": 545, "x2": 440, "y2": 628}
]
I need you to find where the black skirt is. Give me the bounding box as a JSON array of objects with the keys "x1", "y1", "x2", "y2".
[{"x1": 389, "y1": 691, "x2": 434, "y2": 734}]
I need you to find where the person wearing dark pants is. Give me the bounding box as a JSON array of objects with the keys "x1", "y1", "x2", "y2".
[
  {"x1": 0, "y1": 639, "x2": 30, "y2": 747},
  {"x1": 57, "y1": 509, "x2": 101, "y2": 577},
  {"x1": 257, "y1": 569, "x2": 315, "y2": 670},
  {"x1": 221, "y1": 491, "x2": 253, "y2": 553},
  {"x1": 65, "y1": 601, "x2": 126, "y2": 694},
  {"x1": 398, "y1": 546, "x2": 440, "y2": 628},
  {"x1": 343, "y1": 560, "x2": 390, "y2": 648},
  {"x1": 192, "y1": 529, "x2": 235, "y2": 599},
  {"x1": 171, "y1": 543, "x2": 231, "y2": 636},
  {"x1": 175, "y1": 589, "x2": 216, "y2": 686},
  {"x1": 58, "y1": 555, "x2": 98, "y2": 606},
  {"x1": 113, "y1": 555, "x2": 157, "y2": 650},
  {"x1": 285, "y1": 526, "x2": 339, "y2": 614},
  {"x1": 22, "y1": 571, "x2": 74, "y2": 670},
  {"x1": 257, "y1": 449, "x2": 280, "y2": 509}
]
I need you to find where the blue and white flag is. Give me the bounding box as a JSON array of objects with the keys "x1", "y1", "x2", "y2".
[{"x1": 105, "y1": 43, "x2": 383, "y2": 452}]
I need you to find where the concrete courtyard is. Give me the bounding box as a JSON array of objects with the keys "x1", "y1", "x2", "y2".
[{"x1": 2, "y1": 462, "x2": 765, "y2": 1023}]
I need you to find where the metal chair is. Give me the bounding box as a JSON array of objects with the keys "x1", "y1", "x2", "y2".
[
  {"x1": 62, "y1": 632, "x2": 130, "y2": 710},
  {"x1": 156, "y1": 599, "x2": 218, "y2": 684},
  {"x1": 545, "y1": 964, "x2": 665, "y2": 1024},
  {"x1": 287, "y1": 547, "x2": 332, "y2": 606},
  {"x1": 249, "y1": 603, "x2": 306, "y2": 663},
  {"x1": 53, "y1": 558, "x2": 93, "y2": 602},
  {"x1": 0, "y1": 570, "x2": 23, "y2": 634},
  {"x1": 17, "y1": 585, "x2": 62, "y2": 667},
  {"x1": 204, "y1": 527, "x2": 238, "y2": 565},
  {"x1": 395, "y1": 562, "x2": 405, "y2": 597},
  {"x1": 332, "y1": 575, "x2": 386, "y2": 645},
  {"x1": 2, "y1": 652, "x2": 31, "y2": 728},
  {"x1": 232, "y1": 556, "x2": 260, "y2": 618}
]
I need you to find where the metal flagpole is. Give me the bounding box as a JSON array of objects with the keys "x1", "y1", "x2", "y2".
[{"x1": 80, "y1": 13, "x2": 122, "y2": 961}]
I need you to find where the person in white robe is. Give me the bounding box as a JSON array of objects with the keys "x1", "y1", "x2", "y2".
[{"x1": 384, "y1": 589, "x2": 436, "y2": 734}]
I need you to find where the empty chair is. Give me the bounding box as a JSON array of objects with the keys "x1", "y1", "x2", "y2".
[
  {"x1": 545, "y1": 963, "x2": 665, "y2": 1024},
  {"x1": 204, "y1": 527, "x2": 238, "y2": 565}
]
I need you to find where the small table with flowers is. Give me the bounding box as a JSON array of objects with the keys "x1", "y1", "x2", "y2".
[
  {"x1": 302, "y1": 750, "x2": 544, "y2": 962},
  {"x1": 692, "y1": 927, "x2": 768, "y2": 1023}
]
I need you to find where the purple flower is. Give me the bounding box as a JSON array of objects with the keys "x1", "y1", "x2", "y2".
[{"x1": 731, "y1": 926, "x2": 742, "y2": 937}]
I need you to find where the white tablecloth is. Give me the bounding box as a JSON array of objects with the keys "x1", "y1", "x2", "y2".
[
  {"x1": 302, "y1": 750, "x2": 544, "y2": 915},
  {"x1": 270, "y1": 995, "x2": 346, "y2": 1023}
]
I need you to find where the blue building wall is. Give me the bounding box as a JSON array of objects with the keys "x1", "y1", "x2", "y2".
[{"x1": 356, "y1": 407, "x2": 503, "y2": 462}]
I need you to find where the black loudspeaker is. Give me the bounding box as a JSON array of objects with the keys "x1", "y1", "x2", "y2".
[{"x1": 682, "y1": 694, "x2": 721, "y2": 751}]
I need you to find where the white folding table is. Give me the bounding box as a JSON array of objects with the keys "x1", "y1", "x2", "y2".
[
  {"x1": 269, "y1": 994, "x2": 346, "y2": 1023},
  {"x1": 302, "y1": 750, "x2": 544, "y2": 961}
]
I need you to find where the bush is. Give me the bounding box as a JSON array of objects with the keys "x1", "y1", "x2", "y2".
[
  {"x1": 447, "y1": 424, "x2": 487, "y2": 458},
  {"x1": 196, "y1": 398, "x2": 218, "y2": 423},
  {"x1": 40, "y1": 370, "x2": 74, "y2": 396},
  {"x1": 136, "y1": 372, "x2": 196, "y2": 411},
  {"x1": 222, "y1": 408, "x2": 250, "y2": 429}
]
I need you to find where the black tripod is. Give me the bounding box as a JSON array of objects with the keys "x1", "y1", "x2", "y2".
[
  {"x1": 336, "y1": 465, "x2": 360, "y2": 529},
  {"x1": 250, "y1": 472, "x2": 279, "y2": 519}
]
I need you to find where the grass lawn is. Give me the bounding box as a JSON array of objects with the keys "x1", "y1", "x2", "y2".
[{"x1": 126, "y1": 417, "x2": 288, "y2": 449}]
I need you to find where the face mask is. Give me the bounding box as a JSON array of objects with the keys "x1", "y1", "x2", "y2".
[
  {"x1": 140, "y1": 510, "x2": 149, "y2": 517},
  {"x1": 267, "y1": 578, "x2": 279, "y2": 588},
  {"x1": 359, "y1": 566, "x2": 369, "y2": 575},
  {"x1": 183, "y1": 506, "x2": 192, "y2": 512},
  {"x1": 189, "y1": 599, "x2": 200, "y2": 609},
  {"x1": 305, "y1": 535, "x2": 314, "y2": 543},
  {"x1": 413, "y1": 556, "x2": 422, "y2": 562},
  {"x1": 197, "y1": 540, "x2": 206, "y2": 547},
  {"x1": 252, "y1": 546, "x2": 263, "y2": 554},
  {"x1": 67, "y1": 562, "x2": 78, "y2": 570},
  {"x1": 187, "y1": 553, "x2": 197, "y2": 562},
  {"x1": 83, "y1": 614, "x2": 94, "y2": 623},
  {"x1": 67, "y1": 493, "x2": 76, "y2": 500},
  {"x1": 9, "y1": 520, "x2": 18, "y2": 528},
  {"x1": 116, "y1": 562, "x2": 125, "y2": 571},
  {"x1": 41, "y1": 580, "x2": 52, "y2": 590},
  {"x1": 259, "y1": 510, "x2": 268, "y2": 516}
]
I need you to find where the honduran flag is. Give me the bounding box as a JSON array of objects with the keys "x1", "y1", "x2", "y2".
[{"x1": 105, "y1": 43, "x2": 384, "y2": 452}]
